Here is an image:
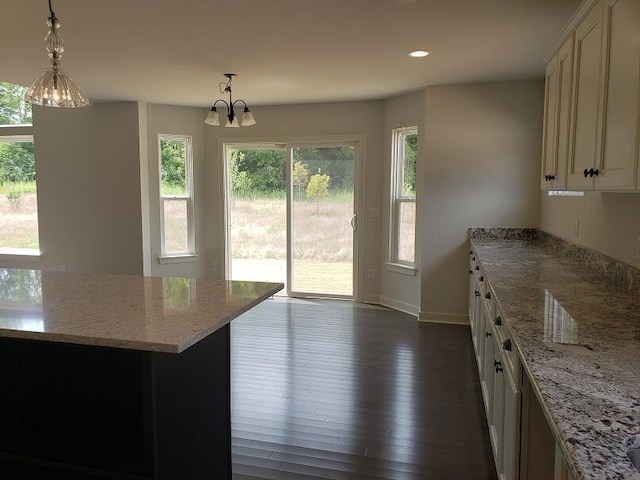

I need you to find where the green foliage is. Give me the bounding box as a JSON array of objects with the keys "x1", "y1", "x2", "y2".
[
  {"x1": 0, "y1": 81, "x2": 32, "y2": 125},
  {"x1": 160, "y1": 138, "x2": 187, "y2": 193},
  {"x1": 0, "y1": 141, "x2": 35, "y2": 185},
  {"x1": 403, "y1": 133, "x2": 417, "y2": 195},
  {"x1": 228, "y1": 146, "x2": 355, "y2": 199},
  {"x1": 229, "y1": 150, "x2": 253, "y2": 196},
  {"x1": 232, "y1": 148, "x2": 286, "y2": 193},
  {"x1": 292, "y1": 161, "x2": 309, "y2": 199},
  {"x1": 6, "y1": 189, "x2": 24, "y2": 210},
  {"x1": 307, "y1": 170, "x2": 330, "y2": 213}
]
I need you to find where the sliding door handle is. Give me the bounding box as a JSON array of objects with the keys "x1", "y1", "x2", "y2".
[{"x1": 350, "y1": 214, "x2": 357, "y2": 232}]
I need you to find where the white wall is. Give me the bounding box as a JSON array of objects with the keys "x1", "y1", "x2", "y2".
[
  {"x1": 420, "y1": 80, "x2": 543, "y2": 323},
  {"x1": 143, "y1": 103, "x2": 206, "y2": 278},
  {"x1": 203, "y1": 101, "x2": 385, "y2": 302},
  {"x1": 540, "y1": 192, "x2": 640, "y2": 268},
  {"x1": 31, "y1": 102, "x2": 144, "y2": 274},
  {"x1": 380, "y1": 90, "x2": 425, "y2": 315}
]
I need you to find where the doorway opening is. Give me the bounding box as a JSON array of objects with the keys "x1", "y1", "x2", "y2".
[{"x1": 225, "y1": 141, "x2": 358, "y2": 299}]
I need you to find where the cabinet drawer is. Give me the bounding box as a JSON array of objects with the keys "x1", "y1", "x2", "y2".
[{"x1": 492, "y1": 308, "x2": 520, "y2": 386}]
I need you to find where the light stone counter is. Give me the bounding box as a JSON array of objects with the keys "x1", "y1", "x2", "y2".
[
  {"x1": 0, "y1": 268, "x2": 283, "y2": 353},
  {"x1": 470, "y1": 229, "x2": 640, "y2": 480}
]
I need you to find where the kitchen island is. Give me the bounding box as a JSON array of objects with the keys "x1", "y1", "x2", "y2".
[
  {"x1": 0, "y1": 268, "x2": 282, "y2": 480},
  {"x1": 469, "y1": 229, "x2": 640, "y2": 480}
]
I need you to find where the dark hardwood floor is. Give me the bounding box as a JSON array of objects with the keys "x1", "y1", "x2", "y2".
[{"x1": 230, "y1": 298, "x2": 497, "y2": 480}]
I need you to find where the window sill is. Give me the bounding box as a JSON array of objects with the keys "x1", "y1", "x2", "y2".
[
  {"x1": 385, "y1": 262, "x2": 417, "y2": 276},
  {"x1": 0, "y1": 249, "x2": 42, "y2": 263},
  {"x1": 158, "y1": 254, "x2": 198, "y2": 265}
]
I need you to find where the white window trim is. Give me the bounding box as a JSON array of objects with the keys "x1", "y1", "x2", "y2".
[
  {"x1": 0, "y1": 130, "x2": 40, "y2": 257},
  {"x1": 158, "y1": 134, "x2": 195, "y2": 258},
  {"x1": 389, "y1": 126, "x2": 417, "y2": 267}
]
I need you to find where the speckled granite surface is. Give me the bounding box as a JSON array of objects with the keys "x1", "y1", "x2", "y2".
[
  {"x1": 470, "y1": 229, "x2": 640, "y2": 480},
  {"x1": 0, "y1": 269, "x2": 283, "y2": 353}
]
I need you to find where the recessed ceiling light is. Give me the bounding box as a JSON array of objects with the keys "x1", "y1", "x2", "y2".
[{"x1": 408, "y1": 50, "x2": 430, "y2": 58}]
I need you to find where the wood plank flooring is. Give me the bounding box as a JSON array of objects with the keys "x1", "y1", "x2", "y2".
[{"x1": 231, "y1": 298, "x2": 497, "y2": 480}]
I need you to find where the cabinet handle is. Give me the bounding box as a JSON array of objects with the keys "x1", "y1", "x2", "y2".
[
  {"x1": 475, "y1": 291, "x2": 480, "y2": 297},
  {"x1": 485, "y1": 292, "x2": 491, "y2": 299},
  {"x1": 592, "y1": 168, "x2": 599, "y2": 177},
  {"x1": 494, "y1": 316, "x2": 502, "y2": 326},
  {"x1": 544, "y1": 174, "x2": 549, "y2": 181},
  {"x1": 494, "y1": 361, "x2": 503, "y2": 373},
  {"x1": 502, "y1": 339, "x2": 512, "y2": 351},
  {"x1": 485, "y1": 331, "x2": 492, "y2": 337},
  {"x1": 583, "y1": 168, "x2": 589, "y2": 177},
  {"x1": 549, "y1": 174, "x2": 555, "y2": 180}
]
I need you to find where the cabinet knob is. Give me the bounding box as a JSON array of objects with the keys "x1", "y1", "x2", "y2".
[
  {"x1": 485, "y1": 331, "x2": 492, "y2": 338},
  {"x1": 494, "y1": 316, "x2": 502, "y2": 326},
  {"x1": 469, "y1": 250, "x2": 473, "y2": 255},
  {"x1": 502, "y1": 339, "x2": 512, "y2": 351},
  {"x1": 475, "y1": 266, "x2": 480, "y2": 271},
  {"x1": 549, "y1": 174, "x2": 555, "y2": 180},
  {"x1": 485, "y1": 292, "x2": 491, "y2": 299},
  {"x1": 475, "y1": 291, "x2": 480, "y2": 297},
  {"x1": 494, "y1": 361, "x2": 503, "y2": 373},
  {"x1": 544, "y1": 174, "x2": 549, "y2": 181},
  {"x1": 592, "y1": 168, "x2": 599, "y2": 177},
  {"x1": 583, "y1": 168, "x2": 589, "y2": 178},
  {"x1": 469, "y1": 270, "x2": 473, "y2": 275},
  {"x1": 479, "y1": 276, "x2": 484, "y2": 282}
]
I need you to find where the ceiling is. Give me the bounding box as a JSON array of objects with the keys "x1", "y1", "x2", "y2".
[{"x1": 0, "y1": 0, "x2": 581, "y2": 108}]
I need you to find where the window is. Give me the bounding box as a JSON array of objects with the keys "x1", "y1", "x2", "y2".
[
  {"x1": 390, "y1": 126, "x2": 417, "y2": 266},
  {"x1": 159, "y1": 135, "x2": 194, "y2": 256},
  {"x1": 0, "y1": 81, "x2": 39, "y2": 254}
]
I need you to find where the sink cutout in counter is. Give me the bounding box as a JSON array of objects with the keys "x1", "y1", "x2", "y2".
[
  {"x1": 544, "y1": 290, "x2": 579, "y2": 345},
  {"x1": 626, "y1": 435, "x2": 640, "y2": 473}
]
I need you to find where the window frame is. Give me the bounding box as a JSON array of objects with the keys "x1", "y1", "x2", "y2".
[
  {"x1": 158, "y1": 134, "x2": 195, "y2": 258},
  {"x1": 0, "y1": 131, "x2": 40, "y2": 257},
  {"x1": 388, "y1": 126, "x2": 417, "y2": 270}
]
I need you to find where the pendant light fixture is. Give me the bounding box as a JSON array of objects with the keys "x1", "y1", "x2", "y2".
[
  {"x1": 24, "y1": 0, "x2": 89, "y2": 108},
  {"x1": 204, "y1": 74, "x2": 256, "y2": 127}
]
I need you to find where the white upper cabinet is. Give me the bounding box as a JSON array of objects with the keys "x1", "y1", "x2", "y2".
[
  {"x1": 567, "y1": 1, "x2": 604, "y2": 189},
  {"x1": 541, "y1": 36, "x2": 574, "y2": 190},
  {"x1": 545, "y1": 0, "x2": 640, "y2": 191},
  {"x1": 597, "y1": 0, "x2": 640, "y2": 190}
]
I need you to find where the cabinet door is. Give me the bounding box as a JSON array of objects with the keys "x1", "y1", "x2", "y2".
[
  {"x1": 567, "y1": 1, "x2": 604, "y2": 189},
  {"x1": 596, "y1": 0, "x2": 640, "y2": 189},
  {"x1": 541, "y1": 57, "x2": 559, "y2": 190},
  {"x1": 542, "y1": 37, "x2": 574, "y2": 191},
  {"x1": 491, "y1": 346, "x2": 506, "y2": 476},
  {"x1": 553, "y1": 37, "x2": 574, "y2": 191},
  {"x1": 502, "y1": 366, "x2": 521, "y2": 480},
  {"x1": 482, "y1": 316, "x2": 495, "y2": 424}
]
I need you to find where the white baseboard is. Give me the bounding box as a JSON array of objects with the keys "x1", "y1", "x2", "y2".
[
  {"x1": 419, "y1": 311, "x2": 469, "y2": 325},
  {"x1": 378, "y1": 296, "x2": 419, "y2": 317}
]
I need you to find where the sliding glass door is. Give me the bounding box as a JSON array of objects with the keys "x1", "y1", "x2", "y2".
[{"x1": 225, "y1": 141, "x2": 357, "y2": 298}]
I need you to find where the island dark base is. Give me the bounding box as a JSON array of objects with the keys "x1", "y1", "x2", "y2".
[{"x1": 0, "y1": 325, "x2": 231, "y2": 480}]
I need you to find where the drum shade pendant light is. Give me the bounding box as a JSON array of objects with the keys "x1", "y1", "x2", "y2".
[
  {"x1": 24, "y1": 0, "x2": 89, "y2": 108},
  {"x1": 205, "y1": 74, "x2": 256, "y2": 127}
]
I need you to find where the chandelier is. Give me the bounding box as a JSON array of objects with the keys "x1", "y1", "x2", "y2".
[
  {"x1": 204, "y1": 74, "x2": 256, "y2": 127},
  {"x1": 24, "y1": 0, "x2": 89, "y2": 108}
]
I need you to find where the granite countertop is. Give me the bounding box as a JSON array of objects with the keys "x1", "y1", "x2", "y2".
[
  {"x1": 469, "y1": 230, "x2": 640, "y2": 480},
  {"x1": 0, "y1": 268, "x2": 283, "y2": 353}
]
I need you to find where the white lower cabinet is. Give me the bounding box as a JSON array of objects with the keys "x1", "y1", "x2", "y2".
[{"x1": 469, "y1": 248, "x2": 570, "y2": 480}]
